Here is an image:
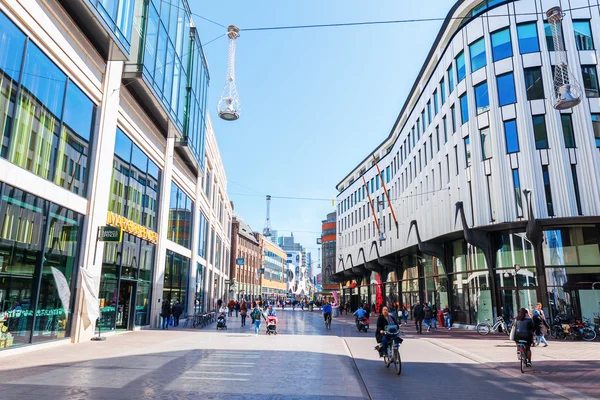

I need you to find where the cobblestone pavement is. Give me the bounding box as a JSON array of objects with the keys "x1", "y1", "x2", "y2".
[{"x1": 0, "y1": 309, "x2": 597, "y2": 399}]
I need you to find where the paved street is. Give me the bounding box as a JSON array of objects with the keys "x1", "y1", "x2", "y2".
[{"x1": 1, "y1": 310, "x2": 599, "y2": 400}]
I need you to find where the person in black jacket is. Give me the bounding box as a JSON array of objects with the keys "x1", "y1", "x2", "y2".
[
  {"x1": 413, "y1": 301, "x2": 424, "y2": 334},
  {"x1": 161, "y1": 300, "x2": 172, "y2": 330},
  {"x1": 376, "y1": 307, "x2": 402, "y2": 356},
  {"x1": 513, "y1": 308, "x2": 535, "y2": 367},
  {"x1": 172, "y1": 301, "x2": 183, "y2": 327}
]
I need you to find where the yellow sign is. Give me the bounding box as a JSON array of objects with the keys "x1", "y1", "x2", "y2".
[{"x1": 106, "y1": 211, "x2": 158, "y2": 244}]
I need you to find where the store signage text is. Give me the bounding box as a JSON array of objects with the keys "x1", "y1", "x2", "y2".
[
  {"x1": 106, "y1": 211, "x2": 158, "y2": 243},
  {"x1": 98, "y1": 226, "x2": 122, "y2": 242}
]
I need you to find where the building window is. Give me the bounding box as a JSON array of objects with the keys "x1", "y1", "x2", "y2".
[
  {"x1": 591, "y1": 114, "x2": 600, "y2": 147},
  {"x1": 491, "y1": 28, "x2": 512, "y2": 61},
  {"x1": 446, "y1": 154, "x2": 450, "y2": 183},
  {"x1": 517, "y1": 22, "x2": 540, "y2": 54},
  {"x1": 532, "y1": 115, "x2": 548, "y2": 149},
  {"x1": 581, "y1": 65, "x2": 599, "y2": 97},
  {"x1": 464, "y1": 135, "x2": 471, "y2": 167},
  {"x1": 421, "y1": 111, "x2": 426, "y2": 132},
  {"x1": 512, "y1": 169, "x2": 523, "y2": 218},
  {"x1": 448, "y1": 64, "x2": 455, "y2": 93},
  {"x1": 474, "y1": 81, "x2": 490, "y2": 114},
  {"x1": 561, "y1": 114, "x2": 576, "y2": 148},
  {"x1": 480, "y1": 127, "x2": 492, "y2": 160},
  {"x1": 441, "y1": 78, "x2": 447, "y2": 103},
  {"x1": 524, "y1": 67, "x2": 544, "y2": 100},
  {"x1": 460, "y1": 94, "x2": 469, "y2": 124},
  {"x1": 544, "y1": 22, "x2": 564, "y2": 51},
  {"x1": 456, "y1": 51, "x2": 466, "y2": 82},
  {"x1": 435, "y1": 125, "x2": 440, "y2": 151},
  {"x1": 573, "y1": 20, "x2": 594, "y2": 50},
  {"x1": 169, "y1": 182, "x2": 194, "y2": 249},
  {"x1": 571, "y1": 165, "x2": 583, "y2": 215},
  {"x1": 433, "y1": 90, "x2": 439, "y2": 115},
  {"x1": 497, "y1": 72, "x2": 517, "y2": 106},
  {"x1": 454, "y1": 145, "x2": 459, "y2": 176},
  {"x1": 504, "y1": 119, "x2": 519, "y2": 153},
  {"x1": 470, "y1": 37, "x2": 486, "y2": 72},
  {"x1": 427, "y1": 101, "x2": 432, "y2": 125},
  {"x1": 486, "y1": 175, "x2": 495, "y2": 222},
  {"x1": 542, "y1": 165, "x2": 554, "y2": 216},
  {"x1": 443, "y1": 116, "x2": 448, "y2": 142},
  {"x1": 451, "y1": 105, "x2": 457, "y2": 132}
]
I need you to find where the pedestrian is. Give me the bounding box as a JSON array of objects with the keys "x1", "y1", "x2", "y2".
[
  {"x1": 252, "y1": 304, "x2": 263, "y2": 336},
  {"x1": 423, "y1": 303, "x2": 432, "y2": 332},
  {"x1": 161, "y1": 300, "x2": 171, "y2": 330},
  {"x1": 240, "y1": 300, "x2": 248, "y2": 327},
  {"x1": 533, "y1": 309, "x2": 549, "y2": 347},
  {"x1": 235, "y1": 301, "x2": 240, "y2": 318},
  {"x1": 431, "y1": 304, "x2": 438, "y2": 330},
  {"x1": 172, "y1": 300, "x2": 183, "y2": 327},
  {"x1": 413, "y1": 301, "x2": 424, "y2": 334},
  {"x1": 443, "y1": 304, "x2": 451, "y2": 330},
  {"x1": 402, "y1": 306, "x2": 409, "y2": 325}
]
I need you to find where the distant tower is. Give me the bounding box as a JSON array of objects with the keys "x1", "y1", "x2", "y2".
[
  {"x1": 218, "y1": 25, "x2": 241, "y2": 121},
  {"x1": 263, "y1": 195, "x2": 272, "y2": 237}
]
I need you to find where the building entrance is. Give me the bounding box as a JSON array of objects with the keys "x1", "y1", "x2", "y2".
[{"x1": 116, "y1": 280, "x2": 135, "y2": 330}]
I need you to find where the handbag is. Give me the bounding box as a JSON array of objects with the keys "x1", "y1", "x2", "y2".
[
  {"x1": 509, "y1": 321, "x2": 516, "y2": 341},
  {"x1": 168, "y1": 315, "x2": 173, "y2": 326}
]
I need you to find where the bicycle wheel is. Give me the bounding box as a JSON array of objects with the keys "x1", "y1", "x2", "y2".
[
  {"x1": 583, "y1": 328, "x2": 597, "y2": 341},
  {"x1": 520, "y1": 349, "x2": 526, "y2": 374},
  {"x1": 384, "y1": 355, "x2": 390, "y2": 368},
  {"x1": 476, "y1": 323, "x2": 491, "y2": 336},
  {"x1": 393, "y1": 349, "x2": 402, "y2": 375}
]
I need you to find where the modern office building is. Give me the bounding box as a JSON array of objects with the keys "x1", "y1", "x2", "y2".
[
  {"x1": 230, "y1": 217, "x2": 262, "y2": 301},
  {"x1": 321, "y1": 212, "x2": 338, "y2": 296},
  {"x1": 260, "y1": 237, "x2": 287, "y2": 302},
  {"x1": 0, "y1": 0, "x2": 231, "y2": 352},
  {"x1": 334, "y1": 0, "x2": 600, "y2": 325}
]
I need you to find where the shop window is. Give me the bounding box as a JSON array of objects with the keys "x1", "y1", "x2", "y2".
[
  {"x1": 491, "y1": 27, "x2": 512, "y2": 61},
  {"x1": 581, "y1": 65, "x2": 599, "y2": 98},
  {"x1": 448, "y1": 64, "x2": 455, "y2": 93},
  {"x1": 497, "y1": 72, "x2": 516, "y2": 106},
  {"x1": 474, "y1": 81, "x2": 490, "y2": 114},
  {"x1": 561, "y1": 114, "x2": 576, "y2": 148},
  {"x1": 573, "y1": 20, "x2": 594, "y2": 50},
  {"x1": 543, "y1": 228, "x2": 600, "y2": 266},
  {"x1": 504, "y1": 119, "x2": 519, "y2": 153},
  {"x1": 470, "y1": 37, "x2": 486, "y2": 72},
  {"x1": 532, "y1": 115, "x2": 548, "y2": 149},
  {"x1": 524, "y1": 67, "x2": 544, "y2": 100},
  {"x1": 517, "y1": 22, "x2": 540, "y2": 54}
]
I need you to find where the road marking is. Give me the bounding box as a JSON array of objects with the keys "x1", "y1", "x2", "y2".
[
  {"x1": 195, "y1": 362, "x2": 255, "y2": 366},
  {"x1": 184, "y1": 371, "x2": 251, "y2": 376},
  {"x1": 180, "y1": 377, "x2": 249, "y2": 381}
]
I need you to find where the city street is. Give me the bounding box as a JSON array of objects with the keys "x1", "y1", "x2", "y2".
[{"x1": 1, "y1": 309, "x2": 598, "y2": 400}]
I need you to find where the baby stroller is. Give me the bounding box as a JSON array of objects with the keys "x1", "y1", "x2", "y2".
[
  {"x1": 266, "y1": 316, "x2": 277, "y2": 335},
  {"x1": 216, "y1": 313, "x2": 227, "y2": 330}
]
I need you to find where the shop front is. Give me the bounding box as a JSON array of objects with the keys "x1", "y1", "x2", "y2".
[{"x1": 0, "y1": 183, "x2": 83, "y2": 349}]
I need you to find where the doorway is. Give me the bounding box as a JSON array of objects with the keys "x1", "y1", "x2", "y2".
[{"x1": 116, "y1": 281, "x2": 135, "y2": 330}]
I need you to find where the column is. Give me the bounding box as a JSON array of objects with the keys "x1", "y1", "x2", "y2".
[{"x1": 188, "y1": 169, "x2": 203, "y2": 314}]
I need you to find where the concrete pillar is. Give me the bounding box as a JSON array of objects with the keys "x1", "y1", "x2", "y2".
[
  {"x1": 188, "y1": 169, "x2": 203, "y2": 314},
  {"x1": 73, "y1": 60, "x2": 123, "y2": 343}
]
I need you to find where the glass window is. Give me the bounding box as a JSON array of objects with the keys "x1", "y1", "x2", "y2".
[
  {"x1": 448, "y1": 64, "x2": 455, "y2": 93},
  {"x1": 517, "y1": 22, "x2": 540, "y2": 54},
  {"x1": 561, "y1": 114, "x2": 576, "y2": 148},
  {"x1": 427, "y1": 101, "x2": 432, "y2": 125},
  {"x1": 443, "y1": 116, "x2": 448, "y2": 143},
  {"x1": 433, "y1": 90, "x2": 439, "y2": 115},
  {"x1": 480, "y1": 127, "x2": 492, "y2": 160},
  {"x1": 163, "y1": 251, "x2": 190, "y2": 313},
  {"x1": 441, "y1": 78, "x2": 447, "y2": 104},
  {"x1": 544, "y1": 22, "x2": 564, "y2": 51},
  {"x1": 542, "y1": 166, "x2": 554, "y2": 216},
  {"x1": 456, "y1": 51, "x2": 466, "y2": 82},
  {"x1": 474, "y1": 81, "x2": 489, "y2": 114},
  {"x1": 168, "y1": 182, "x2": 194, "y2": 249},
  {"x1": 581, "y1": 65, "x2": 599, "y2": 97},
  {"x1": 436, "y1": 125, "x2": 440, "y2": 151},
  {"x1": 591, "y1": 114, "x2": 600, "y2": 147},
  {"x1": 469, "y1": 38, "x2": 486, "y2": 72},
  {"x1": 460, "y1": 93, "x2": 469, "y2": 124},
  {"x1": 504, "y1": 119, "x2": 519, "y2": 153},
  {"x1": 524, "y1": 67, "x2": 544, "y2": 100},
  {"x1": 451, "y1": 105, "x2": 456, "y2": 132},
  {"x1": 464, "y1": 135, "x2": 471, "y2": 167},
  {"x1": 573, "y1": 20, "x2": 594, "y2": 50},
  {"x1": 491, "y1": 28, "x2": 512, "y2": 61},
  {"x1": 512, "y1": 169, "x2": 523, "y2": 217},
  {"x1": 497, "y1": 72, "x2": 516, "y2": 106},
  {"x1": 532, "y1": 115, "x2": 548, "y2": 149},
  {"x1": 571, "y1": 165, "x2": 582, "y2": 216}
]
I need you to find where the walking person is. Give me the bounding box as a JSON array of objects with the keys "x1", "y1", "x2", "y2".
[
  {"x1": 413, "y1": 301, "x2": 424, "y2": 334},
  {"x1": 235, "y1": 301, "x2": 240, "y2": 318},
  {"x1": 443, "y1": 305, "x2": 451, "y2": 330},
  {"x1": 172, "y1": 301, "x2": 183, "y2": 327},
  {"x1": 431, "y1": 304, "x2": 438, "y2": 330},
  {"x1": 252, "y1": 304, "x2": 263, "y2": 336},
  {"x1": 240, "y1": 300, "x2": 248, "y2": 327},
  {"x1": 161, "y1": 300, "x2": 171, "y2": 330},
  {"x1": 423, "y1": 303, "x2": 432, "y2": 332},
  {"x1": 402, "y1": 306, "x2": 409, "y2": 325},
  {"x1": 533, "y1": 309, "x2": 549, "y2": 347}
]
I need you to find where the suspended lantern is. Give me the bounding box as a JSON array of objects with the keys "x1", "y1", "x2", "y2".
[
  {"x1": 546, "y1": 7, "x2": 582, "y2": 110},
  {"x1": 263, "y1": 195, "x2": 272, "y2": 237},
  {"x1": 218, "y1": 25, "x2": 241, "y2": 121}
]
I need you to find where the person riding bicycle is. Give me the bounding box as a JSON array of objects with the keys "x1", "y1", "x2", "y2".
[
  {"x1": 322, "y1": 300, "x2": 332, "y2": 323},
  {"x1": 513, "y1": 307, "x2": 535, "y2": 367},
  {"x1": 267, "y1": 305, "x2": 277, "y2": 317},
  {"x1": 376, "y1": 307, "x2": 402, "y2": 357}
]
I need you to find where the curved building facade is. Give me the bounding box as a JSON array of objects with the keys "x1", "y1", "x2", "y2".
[{"x1": 335, "y1": 0, "x2": 600, "y2": 326}]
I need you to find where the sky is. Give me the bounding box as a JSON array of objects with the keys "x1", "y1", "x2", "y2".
[{"x1": 191, "y1": 0, "x2": 457, "y2": 273}]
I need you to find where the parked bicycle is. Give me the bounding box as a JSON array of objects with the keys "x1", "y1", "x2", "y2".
[{"x1": 476, "y1": 316, "x2": 509, "y2": 336}]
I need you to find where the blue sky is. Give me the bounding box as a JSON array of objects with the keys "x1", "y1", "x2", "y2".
[{"x1": 191, "y1": 1, "x2": 456, "y2": 270}]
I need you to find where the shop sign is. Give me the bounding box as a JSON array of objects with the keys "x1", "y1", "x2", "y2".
[
  {"x1": 106, "y1": 211, "x2": 158, "y2": 243},
  {"x1": 236, "y1": 258, "x2": 245, "y2": 265},
  {"x1": 98, "y1": 226, "x2": 122, "y2": 242}
]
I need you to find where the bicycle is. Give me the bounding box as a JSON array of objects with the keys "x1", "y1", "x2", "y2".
[
  {"x1": 375, "y1": 325, "x2": 402, "y2": 375},
  {"x1": 516, "y1": 340, "x2": 529, "y2": 373},
  {"x1": 476, "y1": 316, "x2": 509, "y2": 336},
  {"x1": 324, "y1": 313, "x2": 332, "y2": 329}
]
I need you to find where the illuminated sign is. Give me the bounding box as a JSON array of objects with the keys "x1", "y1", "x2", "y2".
[
  {"x1": 106, "y1": 211, "x2": 158, "y2": 244},
  {"x1": 98, "y1": 226, "x2": 122, "y2": 242}
]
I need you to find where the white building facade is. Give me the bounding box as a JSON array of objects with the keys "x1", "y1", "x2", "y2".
[
  {"x1": 334, "y1": 0, "x2": 600, "y2": 325},
  {"x1": 0, "y1": 0, "x2": 231, "y2": 352}
]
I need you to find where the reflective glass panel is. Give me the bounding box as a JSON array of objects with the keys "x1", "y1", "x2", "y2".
[
  {"x1": 497, "y1": 72, "x2": 516, "y2": 106},
  {"x1": 591, "y1": 114, "x2": 600, "y2": 147},
  {"x1": 456, "y1": 52, "x2": 466, "y2": 82},
  {"x1": 469, "y1": 38, "x2": 486, "y2": 72},
  {"x1": 524, "y1": 67, "x2": 544, "y2": 100},
  {"x1": 491, "y1": 28, "x2": 512, "y2": 61},
  {"x1": 573, "y1": 20, "x2": 594, "y2": 50},
  {"x1": 581, "y1": 65, "x2": 599, "y2": 98},
  {"x1": 532, "y1": 115, "x2": 548, "y2": 149},
  {"x1": 561, "y1": 114, "x2": 575, "y2": 148},
  {"x1": 474, "y1": 81, "x2": 489, "y2": 114},
  {"x1": 504, "y1": 119, "x2": 519, "y2": 153},
  {"x1": 517, "y1": 22, "x2": 539, "y2": 54},
  {"x1": 460, "y1": 93, "x2": 469, "y2": 124}
]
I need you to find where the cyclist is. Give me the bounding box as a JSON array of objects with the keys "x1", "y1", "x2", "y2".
[
  {"x1": 513, "y1": 307, "x2": 535, "y2": 367},
  {"x1": 322, "y1": 300, "x2": 332, "y2": 325},
  {"x1": 376, "y1": 307, "x2": 402, "y2": 357}
]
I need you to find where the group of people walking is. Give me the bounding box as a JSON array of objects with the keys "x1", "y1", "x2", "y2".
[
  {"x1": 410, "y1": 302, "x2": 451, "y2": 334},
  {"x1": 160, "y1": 300, "x2": 183, "y2": 330}
]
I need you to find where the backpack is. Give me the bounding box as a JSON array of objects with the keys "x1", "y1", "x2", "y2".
[{"x1": 253, "y1": 309, "x2": 262, "y2": 321}]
